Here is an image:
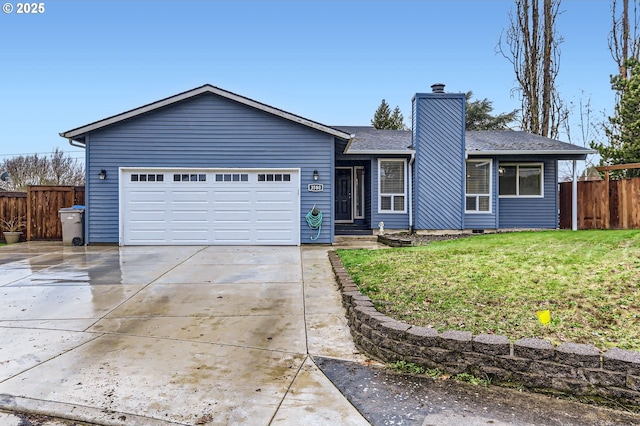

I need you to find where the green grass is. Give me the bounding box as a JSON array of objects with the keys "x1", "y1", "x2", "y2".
[{"x1": 337, "y1": 230, "x2": 640, "y2": 351}]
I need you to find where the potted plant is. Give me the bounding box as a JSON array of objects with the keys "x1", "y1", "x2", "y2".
[{"x1": 1, "y1": 216, "x2": 26, "y2": 244}]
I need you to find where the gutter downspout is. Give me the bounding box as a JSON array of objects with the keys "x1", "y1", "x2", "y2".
[
  {"x1": 68, "y1": 138, "x2": 87, "y2": 244},
  {"x1": 409, "y1": 152, "x2": 415, "y2": 232},
  {"x1": 68, "y1": 138, "x2": 85, "y2": 149}
]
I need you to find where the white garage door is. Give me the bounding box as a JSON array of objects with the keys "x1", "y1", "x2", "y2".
[{"x1": 120, "y1": 168, "x2": 300, "y2": 245}]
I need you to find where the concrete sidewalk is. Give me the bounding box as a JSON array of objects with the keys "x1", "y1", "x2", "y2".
[{"x1": 0, "y1": 243, "x2": 370, "y2": 425}]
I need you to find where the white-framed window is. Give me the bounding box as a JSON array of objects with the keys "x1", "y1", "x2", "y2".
[
  {"x1": 378, "y1": 159, "x2": 406, "y2": 213},
  {"x1": 499, "y1": 163, "x2": 544, "y2": 197},
  {"x1": 465, "y1": 159, "x2": 492, "y2": 213},
  {"x1": 354, "y1": 166, "x2": 365, "y2": 219}
]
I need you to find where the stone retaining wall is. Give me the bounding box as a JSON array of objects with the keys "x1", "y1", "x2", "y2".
[{"x1": 328, "y1": 251, "x2": 640, "y2": 409}]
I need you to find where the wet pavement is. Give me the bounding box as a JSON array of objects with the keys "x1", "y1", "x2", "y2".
[
  {"x1": 1, "y1": 241, "x2": 639, "y2": 425},
  {"x1": 0, "y1": 242, "x2": 368, "y2": 425},
  {"x1": 315, "y1": 357, "x2": 640, "y2": 426}
]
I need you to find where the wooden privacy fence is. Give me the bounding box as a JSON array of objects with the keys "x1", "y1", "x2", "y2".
[
  {"x1": 559, "y1": 178, "x2": 640, "y2": 229},
  {"x1": 0, "y1": 191, "x2": 27, "y2": 230},
  {"x1": 0, "y1": 186, "x2": 84, "y2": 241}
]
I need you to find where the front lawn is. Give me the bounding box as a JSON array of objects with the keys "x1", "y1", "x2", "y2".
[{"x1": 337, "y1": 230, "x2": 640, "y2": 351}]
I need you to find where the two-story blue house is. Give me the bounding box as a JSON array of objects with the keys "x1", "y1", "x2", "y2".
[{"x1": 60, "y1": 83, "x2": 592, "y2": 245}]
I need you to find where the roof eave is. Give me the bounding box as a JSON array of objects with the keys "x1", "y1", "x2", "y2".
[
  {"x1": 467, "y1": 149, "x2": 596, "y2": 156},
  {"x1": 60, "y1": 84, "x2": 352, "y2": 141},
  {"x1": 345, "y1": 149, "x2": 415, "y2": 155}
]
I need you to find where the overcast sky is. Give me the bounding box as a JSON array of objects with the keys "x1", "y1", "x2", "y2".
[{"x1": 0, "y1": 0, "x2": 615, "y2": 163}]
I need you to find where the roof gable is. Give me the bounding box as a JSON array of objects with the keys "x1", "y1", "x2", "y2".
[
  {"x1": 335, "y1": 126, "x2": 413, "y2": 154},
  {"x1": 61, "y1": 84, "x2": 353, "y2": 142}
]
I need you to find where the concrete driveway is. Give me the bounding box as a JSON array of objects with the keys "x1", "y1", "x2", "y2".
[{"x1": 0, "y1": 243, "x2": 371, "y2": 425}]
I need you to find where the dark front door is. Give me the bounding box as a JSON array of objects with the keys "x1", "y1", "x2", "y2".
[{"x1": 335, "y1": 168, "x2": 352, "y2": 222}]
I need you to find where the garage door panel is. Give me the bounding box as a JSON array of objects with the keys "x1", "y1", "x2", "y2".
[
  {"x1": 122, "y1": 169, "x2": 299, "y2": 245},
  {"x1": 171, "y1": 199, "x2": 209, "y2": 205},
  {"x1": 255, "y1": 214, "x2": 295, "y2": 222},
  {"x1": 172, "y1": 210, "x2": 209, "y2": 221},
  {"x1": 255, "y1": 230, "x2": 296, "y2": 243},
  {"x1": 213, "y1": 217, "x2": 252, "y2": 224},
  {"x1": 213, "y1": 229, "x2": 252, "y2": 242},
  {"x1": 212, "y1": 188, "x2": 251, "y2": 204},
  {"x1": 256, "y1": 189, "x2": 294, "y2": 196},
  {"x1": 128, "y1": 229, "x2": 168, "y2": 243},
  {"x1": 128, "y1": 190, "x2": 168, "y2": 203},
  {"x1": 128, "y1": 210, "x2": 167, "y2": 217},
  {"x1": 171, "y1": 209, "x2": 209, "y2": 213},
  {"x1": 170, "y1": 229, "x2": 210, "y2": 242}
]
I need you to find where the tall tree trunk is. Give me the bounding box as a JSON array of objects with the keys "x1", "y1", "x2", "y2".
[
  {"x1": 610, "y1": 0, "x2": 640, "y2": 79},
  {"x1": 499, "y1": 0, "x2": 563, "y2": 138},
  {"x1": 541, "y1": 0, "x2": 553, "y2": 137},
  {"x1": 622, "y1": 0, "x2": 630, "y2": 77}
]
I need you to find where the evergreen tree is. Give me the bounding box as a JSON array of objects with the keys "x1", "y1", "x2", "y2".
[
  {"x1": 372, "y1": 99, "x2": 405, "y2": 130},
  {"x1": 390, "y1": 106, "x2": 405, "y2": 130},
  {"x1": 591, "y1": 58, "x2": 640, "y2": 177},
  {"x1": 465, "y1": 91, "x2": 518, "y2": 130}
]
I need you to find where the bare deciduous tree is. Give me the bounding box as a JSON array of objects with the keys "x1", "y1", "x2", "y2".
[
  {"x1": 609, "y1": 0, "x2": 640, "y2": 79},
  {"x1": 498, "y1": 0, "x2": 565, "y2": 139},
  {"x1": 0, "y1": 148, "x2": 84, "y2": 192}
]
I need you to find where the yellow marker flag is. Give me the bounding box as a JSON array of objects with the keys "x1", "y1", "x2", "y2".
[{"x1": 536, "y1": 310, "x2": 551, "y2": 325}]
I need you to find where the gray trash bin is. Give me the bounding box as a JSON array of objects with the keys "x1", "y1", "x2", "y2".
[{"x1": 59, "y1": 207, "x2": 85, "y2": 246}]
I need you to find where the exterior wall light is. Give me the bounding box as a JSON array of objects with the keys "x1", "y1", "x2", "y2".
[
  {"x1": 98, "y1": 169, "x2": 107, "y2": 180},
  {"x1": 313, "y1": 170, "x2": 319, "y2": 181}
]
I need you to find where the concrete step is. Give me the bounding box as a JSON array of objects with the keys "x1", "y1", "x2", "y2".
[{"x1": 333, "y1": 235, "x2": 379, "y2": 246}]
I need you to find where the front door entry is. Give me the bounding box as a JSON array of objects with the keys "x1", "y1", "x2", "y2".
[{"x1": 335, "y1": 168, "x2": 352, "y2": 222}]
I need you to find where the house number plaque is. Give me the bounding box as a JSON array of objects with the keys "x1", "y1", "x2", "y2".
[{"x1": 308, "y1": 183, "x2": 324, "y2": 192}]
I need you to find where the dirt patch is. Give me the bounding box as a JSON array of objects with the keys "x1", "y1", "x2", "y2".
[
  {"x1": 379, "y1": 232, "x2": 472, "y2": 247},
  {"x1": 5, "y1": 411, "x2": 90, "y2": 426}
]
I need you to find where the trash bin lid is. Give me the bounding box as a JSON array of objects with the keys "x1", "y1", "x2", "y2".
[{"x1": 59, "y1": 207, "x2": 84, "y2": 213}]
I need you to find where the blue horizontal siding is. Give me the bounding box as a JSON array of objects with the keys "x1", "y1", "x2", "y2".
[
  {"x1": 465, "y1": 157, "x2": 498, "y2": 229},
  {"x1": 371, "y1": 157, "x2": 410, "y2": 230},
  {"x1": 86, "y1": 93, "x2": 335, "y2": 244},
  {"x1": 497, "y1": 157, "x2": 558, "y2": 229},
  {"x1": 371, "y1": 156, "x2": 410, "y2": 230}
]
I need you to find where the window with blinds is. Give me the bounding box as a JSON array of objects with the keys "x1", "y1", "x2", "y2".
[
  {"x1": 378, "y1": 159, "x2": 406, "y2": 213},
  {"x1": 465, "y1": 160, "x2": 492, "y2": 213}
]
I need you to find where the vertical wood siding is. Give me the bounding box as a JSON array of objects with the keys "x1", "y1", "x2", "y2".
[
  {"x1": 86, "y1": 93, "x2": 335, "y2": 244},
  {"x1": 413, "y1": 93, "x2": 466, "y2": 230}
]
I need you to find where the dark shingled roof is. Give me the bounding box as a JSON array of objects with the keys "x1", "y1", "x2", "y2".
[
  {"x1": 334, "y1": 127, "x2": 593, "y2": 156},
  {"x1": 466, "y1": 131, "x2": 593, "y2": 154},
  {"x1": 335, "y1": 126, "x2": 412, "y2": 153}
]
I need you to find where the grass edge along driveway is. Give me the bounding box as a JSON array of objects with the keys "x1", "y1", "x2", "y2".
[{"x1": 337, "y1": 230, "x2": 640, "y2": 351}]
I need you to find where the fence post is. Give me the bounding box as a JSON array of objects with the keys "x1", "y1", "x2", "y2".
[
  {"x1": 572, "y1": 160, "x2": 577, "y2": 231},
  {"x1": 26, "y1": 186, "x2": 32, "y2": 241}
]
